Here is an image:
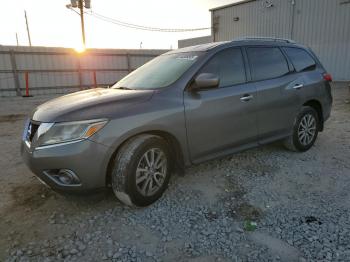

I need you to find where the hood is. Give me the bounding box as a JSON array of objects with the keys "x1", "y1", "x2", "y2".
[{"x1": 31, "y1": 88, "x2": 154, "y2": 122}]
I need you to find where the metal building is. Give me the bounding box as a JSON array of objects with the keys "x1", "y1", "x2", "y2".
[{"x1": 209, "y1": 0, "x2": 350, "y2": 80}]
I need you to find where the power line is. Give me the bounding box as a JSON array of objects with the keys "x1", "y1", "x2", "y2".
[
  {"x1": 83, "y1": 10, "x2": 211, "y2": 32},
  {"x1": 68, "y1": 6, "x2": 81, "y2": 15}
]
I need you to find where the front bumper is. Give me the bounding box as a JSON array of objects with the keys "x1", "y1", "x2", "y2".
[{"x1": 21, "y1": 138, "x2": 111, "y2": 192}]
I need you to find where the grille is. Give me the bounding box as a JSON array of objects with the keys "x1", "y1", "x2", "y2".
[{"x1": 26, "y1": 122, "x2": 40, "y2": 142}]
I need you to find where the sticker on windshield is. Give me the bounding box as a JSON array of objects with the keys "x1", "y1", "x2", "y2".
[{"x1": 176, "y1": 55, "x2": 198, "y2": 61}]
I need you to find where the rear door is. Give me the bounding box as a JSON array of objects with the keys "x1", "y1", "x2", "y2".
[
  {"x1": 282, "y1": 46, "x2": 326, "y2": 97},
  {"x1": 184, "y1": 47, "x2": 258, "y2": 163},
  {"x1": 245, "y1": 46, "x2": 302, "y2": 143}
]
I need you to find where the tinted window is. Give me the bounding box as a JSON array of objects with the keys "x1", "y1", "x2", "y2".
[
  {"x1": 283, "y1": 47, "x2": 316, "y2": 72},
  {"x1": 199, "y1": 48, "x2": 246, "y2": 88},
  {"x1": 247, "y1": 47, "x2": 289, "y2": 81}
]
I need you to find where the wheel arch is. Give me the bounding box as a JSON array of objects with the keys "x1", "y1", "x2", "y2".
[
  {"x1": 303, "y1": 99, "x2": 324, "y2": 131},
  {"x1": 105, "y1": 130, "x2": 185, "y2": 187}
]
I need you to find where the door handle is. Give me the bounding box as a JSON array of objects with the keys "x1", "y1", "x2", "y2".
[
  {"x1": 240, "y1": 94, "x2": 253, "y2": 102},
  {"x1": 293, "y1": 84, "x2": 303, "y2": 90}
]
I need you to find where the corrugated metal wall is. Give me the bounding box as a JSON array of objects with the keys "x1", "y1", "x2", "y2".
[
  {"x1": 292, "y1": 0, "x2": 350, "y2": 81},
  {"x1": 212, "y1": 0, "x2": 350, "y2": 80},
  {"x1": 178, "y1": 36, "x2": 212, "y2": 48},
  {"x1": 213, "y1": 0, "x2": 292, "y2": 41},
  {"x1": 0, "y1": 46, "x2": 167, "y2": 97}
]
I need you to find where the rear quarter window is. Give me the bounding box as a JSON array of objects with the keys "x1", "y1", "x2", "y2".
[
  {"x1": 283, "y1": 47, "x2": 317, "y2": 72},
  {"x1": 247, "y1": 47, "x2": 290, "y2": 81}
]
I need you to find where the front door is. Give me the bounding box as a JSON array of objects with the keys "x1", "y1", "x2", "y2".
[{"x1": 184, "y1": 48, "x2": 258, "y2": 163}]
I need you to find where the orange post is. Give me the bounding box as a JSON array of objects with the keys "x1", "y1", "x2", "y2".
[{"x1": 92, "y1": 71, "x2": 97, "y2": 88}]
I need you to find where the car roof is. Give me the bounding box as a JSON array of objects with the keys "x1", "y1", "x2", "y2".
[
  {"x1": 169, "y1": 37, "x2": 305, "y2": 55},
  {"x1": 167, "y1": 42, "x2": 231, "y2": 54}
]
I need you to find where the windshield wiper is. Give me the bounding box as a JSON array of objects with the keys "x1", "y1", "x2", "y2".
[{"x1": 117, "y1": 87, "x2": 133, "y2": 90}]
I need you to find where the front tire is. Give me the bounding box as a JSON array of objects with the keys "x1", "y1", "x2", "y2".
[
  {"x1": 284, "y1": 106, "x2": 319, "y2": 152},
  {"x1": 111, "y1": 134, "x2": 171, "y2": 207}
]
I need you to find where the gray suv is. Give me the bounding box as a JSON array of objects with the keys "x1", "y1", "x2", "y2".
[{"x1": 21, "y1": 38, "x2": 333, "y2": 206}]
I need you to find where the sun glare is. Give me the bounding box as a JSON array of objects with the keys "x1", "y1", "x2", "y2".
[{"x1": 74, "y1": 45, "x2": 86, "y2": 53}]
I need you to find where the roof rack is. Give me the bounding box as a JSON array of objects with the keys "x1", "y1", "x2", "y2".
[{"x1": 233, "y1": 37, "x2": 296, "y2": 44}]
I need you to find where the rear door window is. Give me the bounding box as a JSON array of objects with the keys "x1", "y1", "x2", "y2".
[
  {"x1": 283, "y1": 47, "x2": 317, "y2": 72},
  {"x1": 198, "y1": 48, "x2": 246, "y2": 88},
  {"x1": 247, "y1": 47, "x2": 290, "y2": 81}
]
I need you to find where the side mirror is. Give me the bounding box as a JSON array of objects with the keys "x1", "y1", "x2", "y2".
[{"x1": 193, "y1": 73, "x2": 219, "y2": 91}]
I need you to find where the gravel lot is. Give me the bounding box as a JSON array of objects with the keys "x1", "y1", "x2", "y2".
[{"x1": 0, "y1": 83, "x2": 349, "y2": 262}]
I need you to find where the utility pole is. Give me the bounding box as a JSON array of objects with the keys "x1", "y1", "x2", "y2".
[
  {"x1": 24, "y1": 10, "x2": 32, "y2": 46},
  {"x1": 78, "y1": 0, "x2": 86, "y2": 49},
  {"x1": 67, "y1": 0, "x2": 91, "y2": 49},
  {"x1": 16, "y1": 33, "x2": 19, "y2": 46}
]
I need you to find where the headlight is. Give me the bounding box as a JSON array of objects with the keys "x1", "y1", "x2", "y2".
[{"x1": 35, "y1": 119, "x2": 108, "y2": 147}]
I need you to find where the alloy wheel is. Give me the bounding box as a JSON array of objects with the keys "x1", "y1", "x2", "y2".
[
  {"x1": 298, "y1": 113, "x2": 317, "y2": 146},
  {"x1": 135, "y1": 148, "x2": 167, "y2": 197}
]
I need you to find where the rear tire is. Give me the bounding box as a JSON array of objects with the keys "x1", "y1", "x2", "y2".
[
  {"x1": 111, "y1": 134, "x2": 171, "y2": 207},
  {"x1": 284, "y1": 106, "x2": 319, "y2": 152}
]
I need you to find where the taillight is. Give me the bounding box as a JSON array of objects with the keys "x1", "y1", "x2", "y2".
[{"x1": 323, "y1": 73, "x2": 332, "y2": 82}]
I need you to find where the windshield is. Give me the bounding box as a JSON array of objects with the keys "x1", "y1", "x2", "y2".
[{"x1": 112, "y1": 52, "x2": 200, "y2": 90}]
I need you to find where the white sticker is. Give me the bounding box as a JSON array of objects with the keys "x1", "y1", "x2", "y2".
[{"x1": 176, "y1": 55, "x2": 198, "y2": 61}]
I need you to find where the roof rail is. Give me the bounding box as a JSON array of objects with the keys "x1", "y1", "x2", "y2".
[{"x1": 233, "y1": 36, "x2": 296, "y2": 44}]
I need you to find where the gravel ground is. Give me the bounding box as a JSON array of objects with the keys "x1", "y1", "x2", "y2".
[{"x1": 0, "y1": 83, "x2": 349, "y2": 262}]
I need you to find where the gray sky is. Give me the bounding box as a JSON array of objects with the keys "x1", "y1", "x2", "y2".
[{"x1": 0, "y1": 0, "x2": 237, "y2": 50}]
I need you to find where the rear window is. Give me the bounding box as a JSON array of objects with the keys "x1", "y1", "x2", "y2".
[
  {"x1": 283, "y1": 47, "x2": 317, "y2": 72},
  {"x1": 198, "y1": 48, "x2": 246, "y2": 87},
  {"x1": 247, "y1": 47, "x2": 289, "y2": 81}
]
